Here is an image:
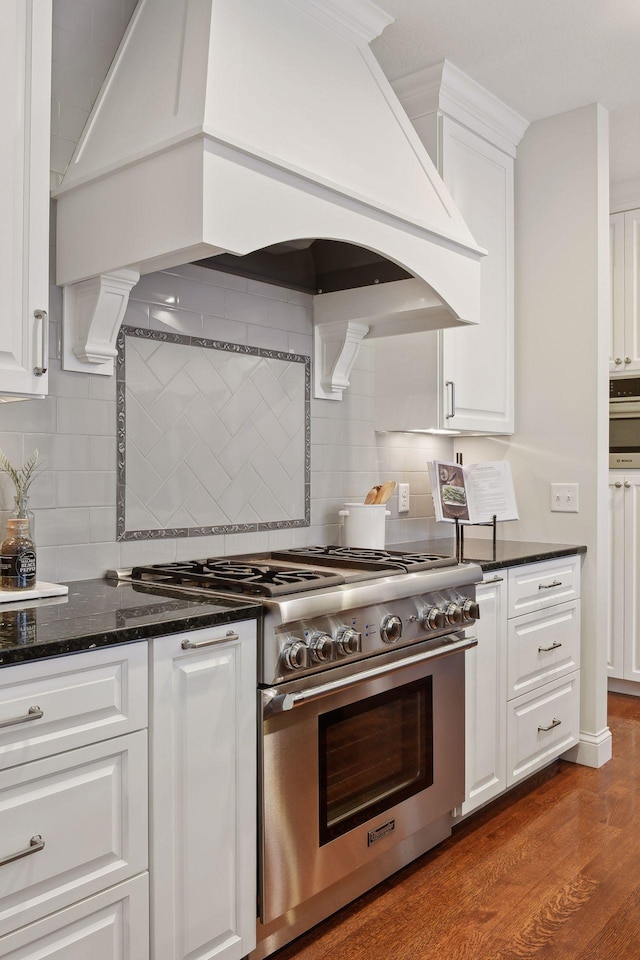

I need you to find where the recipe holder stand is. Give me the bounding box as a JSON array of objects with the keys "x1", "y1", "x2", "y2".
[{"x1": 454, "y1": 515, "x2": 498, "y2": 563}]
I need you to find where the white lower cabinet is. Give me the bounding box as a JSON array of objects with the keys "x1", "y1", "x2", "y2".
[
  {"x1": 0, "y1": 644, "x2": 149, "y2": 959},
  {"x1": 462, "y1": 556, "x2": 581, "y2": 812},
  {"x1": 150, "y1": 623, "x2": 257, "y2": 960},
  {"x1": 459, "y1": 573, "x2": 507, "y2": 816},
  {"x1": 0, "y1": 731, "x2": 147, "y2": 935},
  {"x1": 0, "y1": 875, "x2": 149, "y2": 960}
]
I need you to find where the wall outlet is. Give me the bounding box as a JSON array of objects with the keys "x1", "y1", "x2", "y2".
[
  {"x1": 398, "y1": 483, "x2": 410, "y2": 513},
  {"x1": 550, "y1": 483, "x2": 579, "y2": 513}
]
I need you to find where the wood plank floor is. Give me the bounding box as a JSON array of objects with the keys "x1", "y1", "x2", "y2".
[{"x1": 273, "y1": 693, "x2": 640, "y2": 960}]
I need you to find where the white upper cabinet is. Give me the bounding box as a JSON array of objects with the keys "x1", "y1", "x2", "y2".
[
  {"x1": 0, "y1": 0, "x2": 51, "y2": 399},
  {"x1": 610, "y1": 209, "x2": 640, "y2": 373},
  {"x1": 376, "y1": 61, "x2": 528, "y2": 435}
]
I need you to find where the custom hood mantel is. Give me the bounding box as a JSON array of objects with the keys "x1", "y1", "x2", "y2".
[{"x1": 53, "y1": 0, "x2": 485, "y2": 395}]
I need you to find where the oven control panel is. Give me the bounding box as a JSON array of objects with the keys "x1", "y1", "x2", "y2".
[{"x1": 269, "y1": 587, "x2": 478, "y2": 682}]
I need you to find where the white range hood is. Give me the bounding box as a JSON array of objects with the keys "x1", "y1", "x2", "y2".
[{"x1": 53, "y1": 0, "x2": 485, "y2": 396}]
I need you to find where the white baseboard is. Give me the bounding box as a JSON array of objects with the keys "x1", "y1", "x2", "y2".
[{"x1": 563, "y1": 728, "x2": 612, "y2": 768}]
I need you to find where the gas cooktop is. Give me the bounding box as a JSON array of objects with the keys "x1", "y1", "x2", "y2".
[{"x1": 126, "y1": 547, "x2": 459, "y2": 599}]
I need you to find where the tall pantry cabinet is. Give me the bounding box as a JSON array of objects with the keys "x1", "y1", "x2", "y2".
[
  {"x1": 610, "y1": 209, "x2": 640, "y2": 373},
  {"x1": 0, "y1": 0, "x2": 51, "y2": 399}
]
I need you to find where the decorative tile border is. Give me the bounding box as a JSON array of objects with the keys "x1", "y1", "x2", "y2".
[{"x1": 116, "y1": 326, "x2": 310, "y2": 541}]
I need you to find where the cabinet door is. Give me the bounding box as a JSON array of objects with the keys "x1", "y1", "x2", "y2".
[
  {"x1": 0, "y1": 875, "x2": 148, "y2": 960},
  {"x1": 624, "y1": 210, "x2": 640, "y2": 374},
  {"x1": 440, "y1": 118, "x2": 514, "y2": 433},
  {"x1": 610, "y1": 213, "x2": 626, "y2": 370},
  {"x1": 622, "y1": 474, "x2": 640, "y2": 681},
  {"x1": 459, "y1": 575, "x2": 507, "y2": 816},
  {"x1": 0, "y1": 0, "x2": 51, "y2": 397},
  {"x1": 609, "y1": 475, "x2": 626, "y2": 678},
  {"x1": 151, "y1": 623, "x2": 257, "y2": 960}
]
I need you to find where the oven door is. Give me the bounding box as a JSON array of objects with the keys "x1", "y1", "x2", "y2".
[
  {"x1": 258, "y1": 635, "x2": 475, "y2": 925},
  {"x1": 610, "y1": 404, "x2": 640, "y2": 468}
]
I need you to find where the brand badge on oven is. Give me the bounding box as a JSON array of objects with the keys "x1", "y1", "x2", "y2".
[{"x1": 368, "y1": 819, "x2": 396, "y2": 846}]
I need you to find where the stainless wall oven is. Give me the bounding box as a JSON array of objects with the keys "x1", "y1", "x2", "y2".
[{"x1": 610, "y1": 376, "x2": 640, "y2": 467}]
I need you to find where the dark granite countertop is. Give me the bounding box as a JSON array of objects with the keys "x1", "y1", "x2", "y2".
[
  {"x1": 392, "y1": 538, "x2": 587, "y2": 572},
  {"x1": 0, "y1": 578, "x2": 262, "y2": 668}
]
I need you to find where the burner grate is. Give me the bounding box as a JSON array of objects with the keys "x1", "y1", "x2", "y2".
[
  {"x1": 130, "y1": 558, "x2": 345, "y2": 597},
  {"x1": 270, "y1": 546, "x2": 457, "y2": 573}
]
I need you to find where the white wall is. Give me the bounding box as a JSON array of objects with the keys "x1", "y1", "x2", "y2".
[{"x1": 457, "y1": 103, "x2": 611, "y2": 766}]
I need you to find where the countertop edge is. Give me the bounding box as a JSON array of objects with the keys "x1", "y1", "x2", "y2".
[
  {"x1": 0, "y1": 599, "x2": 262, "y2": 668},
  {"x1": 472, "y1": 543, "x2": 587, "y2": 572}
]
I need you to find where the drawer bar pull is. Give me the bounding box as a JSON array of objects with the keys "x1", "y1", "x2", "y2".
[
  {"x1": 0, "y1": 835, "x2": 45, "y2": 868},
  {"x1": 538, "y1": 580, "x2": 562, "y2": 590},
  {"x1": 0, "y1": 705, "x2": 44, "y2": 729},
  {"x1": 538, "y1": 641, "x2": 563, "y2": 653},
  {"x1": 484, "y1": 576, "x2": 504, "y2": 584},
  {"x1": 538, "y1": 718, "x2": 561, "y2": 732},
  {"x1": 181, "y1": 631, "x2": 239, "y2": 650}
]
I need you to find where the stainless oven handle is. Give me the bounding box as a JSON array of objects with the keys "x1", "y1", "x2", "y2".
[{"x1": 265, "y1": 636, "x2": 477, "y2": 716}]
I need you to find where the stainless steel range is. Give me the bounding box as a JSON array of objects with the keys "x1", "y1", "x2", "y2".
[{"x1": 117, "y1": 545, "x2": 482, "y2": 959}]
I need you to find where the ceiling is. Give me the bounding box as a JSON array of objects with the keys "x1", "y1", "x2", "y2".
[
  {"x1": 56, "y1": 0, "x2": 640, "y2": 189},
  {"x1": 371, "y1": 0, "x2": 640, "y2": 187}
]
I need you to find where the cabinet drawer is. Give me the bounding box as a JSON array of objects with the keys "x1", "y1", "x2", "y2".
[
  {"x1": 507, "y1": 556, "x2": 581, "y2": 617},
  {"x1": 507, "y1": 600, "x2": 580, "y2": 699},
  {"x1": 507, "y1": 672, "x2": 579, "y2": 786},
  {"x1": 0, "y1": 643, "x2": 147, "y2": 771},
  {"x1": 0, "y1": 874, "x2": 149, "y2": 959},
  {"x1": 0, "y1": 730, "x2": 147, "y2": 934}
]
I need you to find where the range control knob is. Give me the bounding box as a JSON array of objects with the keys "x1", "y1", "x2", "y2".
[
  {"x1": 381, "y1": 614, "x2": 403, "y2": 644},
  {"x1": 461, "y1": 598, "x2": 480, "y2": 622},
  {"x1": 419, "y1": 605, "x2": 446, "y2": 631},
  {"x1": 336, "y1": 626, "x2": 360, "y2": 655},
  {"x1": 309, "y1": 632, "x2": 333, "y2": 662},
  {"x1": 444, "y1": 602, "x2": 464, "y2": 625},
  {"x1": 283, "y1": 638, "x2": 308, "y2": 670}
]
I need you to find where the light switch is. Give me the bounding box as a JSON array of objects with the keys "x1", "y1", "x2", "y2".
[{"x1": 550, "y1": 483, "x2": 579, "y2": 513}]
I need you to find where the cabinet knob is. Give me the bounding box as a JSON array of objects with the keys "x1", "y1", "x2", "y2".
[
  {"x1": 625, "y1": 357, "x2": 632, "y2": 365},
  {"x1": 625, "y1": 480, "x2": 632, "y2": 488},
  {"x1": 615, "y1": 481, "x2": 622, "y2": 488},
  {"x1": 615, "y1": 357, "x2": 623, "y2": 364}
]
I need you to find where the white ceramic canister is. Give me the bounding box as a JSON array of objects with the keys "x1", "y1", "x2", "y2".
[{"x1": 338, "y1": 503, "x2": 391, "y2": 549}]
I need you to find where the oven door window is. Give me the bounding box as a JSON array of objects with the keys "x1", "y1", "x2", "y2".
[
  {"x1": 610, "y1": 414, "x2": 640, "y2": 455},
  {"x1": 318, "y1": 676, "x2": 433, "y2": 846}
]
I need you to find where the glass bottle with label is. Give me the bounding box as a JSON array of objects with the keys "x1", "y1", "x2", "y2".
[{"x1": 0, "y1": 518, "x2": 36, "y2": 590}]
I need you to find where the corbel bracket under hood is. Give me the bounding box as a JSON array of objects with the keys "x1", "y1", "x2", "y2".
[
  {"x1": 53, "y1": 0, "x2": 485, "y2": 379},
  {"x1": 313, "y1": 276, "x2": 464, "y2": 399}
]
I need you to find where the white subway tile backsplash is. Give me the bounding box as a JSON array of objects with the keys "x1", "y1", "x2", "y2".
[
  {"x1": 57, "y1": 471, "x2": 116, "y2": 507},
  {"x1": 267, "y1": 299, "x2": 312, "y2": 333},
  {"x1": 149, "y1": 305, "x2": 203, "y2": 338},
  {"x1": 89, "y1": 436, "x2": 116, "y2": 471},
  {"x1": 246, "y1": 324, "x2": 289, "y2": 352},
  {"x1": 57, "y1": 542, "x2": 121, "y2": 581},
  {"x1": 57, "y1": 398, "x2": 115, "y2": 435},
  {"x1": 0, "y1": 398, "x2": 57, "y2": 434},
  {"x1": 202, "y1": 315, "x2": 248, "y2": 344},
  {"x1": 37, "y1": 507, "x2": 91, "y2": 546},
  {"x1": 89, "y1": 506, "x2": 117, "y2": 542},
  {"x1": 225, "y1": 289, "x2": 270, "y2": 325}
]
